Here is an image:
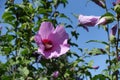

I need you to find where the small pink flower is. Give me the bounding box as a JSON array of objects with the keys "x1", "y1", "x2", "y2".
[
  {"x1": 110, "y1": 24, "x2": 117, "y2": 36},
  {"x1": 34, "y1": 22, "x2": 69, "y2": 59},
  {"x1": 92, "y1": 66, "x2": 99, "y2": 69},
  {"x1": 52, "y1": 71, "x2": 59, "y2": 78},
  {"x1": 78, "y1": 15, "x2": 100, "y2": 31}
]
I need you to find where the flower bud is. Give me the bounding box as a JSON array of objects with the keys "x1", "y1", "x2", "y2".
[
  {"x1": 78, "y1": 14, "x2": 100, "y2": 31},
  {"x1": 110, "y1": 24, "x2": 118, "y2": 36},
  {"x1": 105, "y1": 45, "x2": 110, "y2": 51},
  {"x1": 96, "y1": 17, "x2": 107, "y2": 25},
  {"x1": 52, "y1": 71, "x2": 59, "y2": 78},
  {"x1": 96, "y1": 16, "x2": 114, "y2": 25},
  {"x1": 110, "y1": 35, "x2": 116, "y2": 44},
  {"x1": 91, "y1": 0, "x2": 106, "y2": 8},
  {"x1": 113, "y1": 2, "x2": 116, "y2": 6},
  {"x1": 114, "y1": 4, "x2": 120, "y2": 14},
  {"x1": 92, "y1": 66, "x2": 99, "y2": 69}
]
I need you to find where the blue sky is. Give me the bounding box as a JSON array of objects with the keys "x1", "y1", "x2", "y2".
[{"x1": 0, "y1": 0, "x2": 117, "y2": 77}]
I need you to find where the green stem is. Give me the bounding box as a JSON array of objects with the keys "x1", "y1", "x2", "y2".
[
  {"x1": 115, "y1": 18, "x2": 119, "y2": 80},
  {"x1": 116, "y1": 19, "x2": 119, "y2": 61},
  {"x1": 104, "y1": 0, "x2": 111, "y2": 76},
  {"x1": 15, "y1": 13, "x2": 19, "y2": 57},
  {"x1": 106, "y1": 25, "x2": 111, "y2": 75}
]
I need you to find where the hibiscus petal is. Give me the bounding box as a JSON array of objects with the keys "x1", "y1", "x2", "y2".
[
  {"x1": 59, "y1": 44, "x2": 70, "y2": 56},
  {"x1": 49, "y1": 44, "x2": 69, "y2": 58},
  {"x1": 41, "y1": 42, "x2": 60, "y2": 59},
  {"x1": 42, "y1": 39, "x2": 69, "y2": 59},
  {"x1": 34, "y1": 34, "x2": 42, "y2": 45},
  {"x1": 59, "y1": 39, "x2": 70, "y2": 56},
  {"x1": 49, "y1": 25, "x2": 69, "y2": 44},
  {"x1": 42, "y1": 50, "x2": 58, "y2": 59},
  {"x1": 38, "y1": 22, "x2": 54, "y2": 39},
  {"x1": 34, "y1": 34, "x2": 45, "y2": 54},
  {"x1": 38, "y1": 48, "x2": 45, "y2": 56},
  {"x1": 42, "y1": 46, "x2": 69, "y2": 59},
  {"x1": 42, "y1": 39, "x2": 70, "y2": 59}
]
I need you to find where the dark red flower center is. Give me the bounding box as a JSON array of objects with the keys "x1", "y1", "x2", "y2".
[{"x1": 42, "y1": 39, "x2": 53, "y2": 50}]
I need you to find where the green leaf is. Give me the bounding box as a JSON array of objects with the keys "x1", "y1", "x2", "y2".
[
  {"x1": 59, "y1": 13, "x2": 72, "y2": 22},
  {"x1": 2, "y1": 47, "x2": 11, "y2": 54},
  {"x1": 86, "y1": 40, "x2": 109, "y2": 45},
  {"x1": 114, "y1": 4, "x2": 120, "y2": 14},
  {"x1": 88, "y1": 48, "x2": 106, "y2": 55},
  {"x1": 72, "y1": 13, "x2": 79, "y2": 18},
  {"x1": 7, "y1": 35, "x2": 15, "y2": 42},
  {"x1": 23, "y1": 67, "x2": 29, "y2": 76},
  {"x1": 101, "y1": 12, "x2": 114, "y2": 18},
  {"x1": 2, "y1": 11, "x2": 15, "y2": 22},
  {"x1": 88, "y1": 60, "x2": 94, "y2": 67},
  {"x1": 71, "y1": 58, "x2": 84, "y2": 67},
  {"x1": 21, "y1": 48, "x2": 28, "y2": 55},
  {"x1": 92, "y1": 74, "x2": 109, "y2": 80},
  {"x1": 78, "y1": 48, "x2": 83, "y2": 53},
  {"x1": 53, "y1": 0, "x2": 68, "y2": 8},
  {"x1": 67, "y1": 51, "x2": 80, "y2": 58},
  {"x1": 69, "y1": 41, "x2": 78, "y2": 47},
  {"x1": 18, "y1": 67, "x2": 29, "y2": 77},
  {"x1": 71, "y1": 30, "x2": 79, "y2": 40},
  {"x1": 28, "y1": 3, "x2": 34, "y2": 13},
  {"x1": 91, "y1": 0, "x2": 106, "y2": 8},
  {"x1": 66, "y1": 25, "x2": 73, "y2": 29},
  {"x1": 60, "y1": 0, "x2": 68, "y2": 7},
  {"x1": 53, "y1": 0, "x2": 59, "y2": 8},
  {"x1": 1, "y1": 75, "x2": 12, "y2": 80},
  {"x1": 72, "y1": 52, "x2": 80, "y2": 58},
  {"x1": 37, "y1": 7, "x2": 52, "y2": 14}
]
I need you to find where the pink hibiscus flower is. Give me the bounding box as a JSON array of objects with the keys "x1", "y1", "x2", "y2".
[{"x1": 34, "y1": 22, "x2": 69, "y2": 59}]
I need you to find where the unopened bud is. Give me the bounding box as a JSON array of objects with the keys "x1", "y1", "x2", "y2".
[
  {"x1": 105, "y1": 45, "x2": 110, "y2": 51},
  {"x1": 114, "y1": 4, "x2": 120, "y2": 14},
  {"x1": 110, "y1": 35, "x2": 116, "y2": 44},
  {"x1": 91, "y1": 0, "x2": 106, "y2": 8},
  {"x1": 52, "y1": 71, "x2": 59, "y2": 78},
  {"x1": 92, "y1": 66, "x2": 99, "y2": 69}
]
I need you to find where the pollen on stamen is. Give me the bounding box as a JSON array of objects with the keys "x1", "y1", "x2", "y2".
[{"x1": 42, "y1": 39, "x2": 53, "y2": 50}]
